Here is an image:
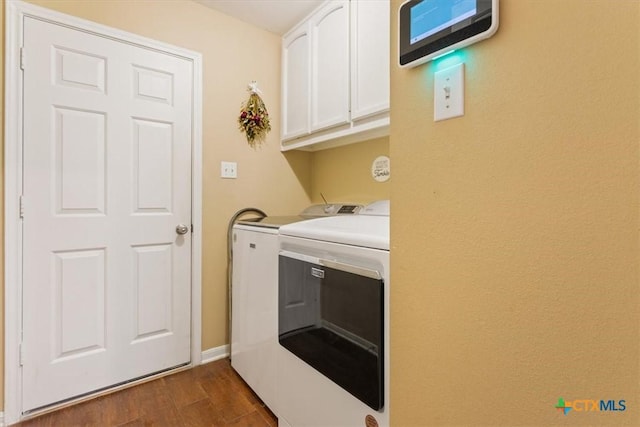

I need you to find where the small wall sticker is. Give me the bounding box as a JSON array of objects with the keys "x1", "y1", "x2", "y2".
[{"x1": 371, "y1": 156, "x2": 390, "y2": 182}]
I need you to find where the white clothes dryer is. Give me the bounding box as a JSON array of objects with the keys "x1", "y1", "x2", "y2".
[{"x1": 276, "y1": 201, "x2": 390, "y2": 427}]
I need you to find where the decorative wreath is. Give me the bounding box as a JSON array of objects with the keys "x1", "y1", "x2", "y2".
[{"x1": 238, "y1": 81, "x2": 271, "y2": 148}]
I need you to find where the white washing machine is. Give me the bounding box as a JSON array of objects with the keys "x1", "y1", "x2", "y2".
[
  {"x1": 230, "y1": 203, "x2": 362, "y2": 416},
  {"x1": 276, "y1": 201, "x2": 390, "y2": 427}
]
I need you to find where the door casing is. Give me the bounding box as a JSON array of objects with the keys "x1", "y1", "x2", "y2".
[{"x1": 4, "y1": 1, "x2": 203, "y2": 423}]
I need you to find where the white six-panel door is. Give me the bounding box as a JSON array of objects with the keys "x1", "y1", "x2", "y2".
[{"x1": 21, "y1": 16, "x2": 193, "y2": 411}]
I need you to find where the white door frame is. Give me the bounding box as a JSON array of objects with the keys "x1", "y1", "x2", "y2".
[{"x1": 4, "y1": 1, "x2": 203, "y2": 423}]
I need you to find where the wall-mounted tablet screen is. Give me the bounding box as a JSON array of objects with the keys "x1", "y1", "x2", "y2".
[{"x1": 399, "y1": 0, "x2": 498, "y2": 68}]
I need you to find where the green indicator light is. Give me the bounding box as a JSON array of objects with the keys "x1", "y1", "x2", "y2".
[{"x1": 433, "y1": 50, "x2": 468, "y2": 71}]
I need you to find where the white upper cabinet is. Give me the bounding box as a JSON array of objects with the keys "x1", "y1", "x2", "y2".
[
  {"x1": 282, "y1": 24, "x2": 311, "y2": 140},
  {"x1": 281, "y1": 0, "x2": 390, "y2": 151},
  {"x1": 350, "y1": 0, "x2": 390, "y2": 121},
  {"x1": 311, "y1": 0, "x2": 350, "y2": 132}
]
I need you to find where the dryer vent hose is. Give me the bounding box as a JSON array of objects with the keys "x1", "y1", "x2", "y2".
[{"x1": 227, "y1": 208, "x2": 267, "y2": 356}]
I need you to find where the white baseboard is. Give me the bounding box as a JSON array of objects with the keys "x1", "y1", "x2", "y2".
[
  {"x1": 0, "y1": 411, "x2": 4, "y2": 427},
  {"x1": 200, "y1": 344, "x2": 230, "y2": 364}
]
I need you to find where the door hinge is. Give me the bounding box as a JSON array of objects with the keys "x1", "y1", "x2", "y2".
[
  {"x1": 19, "y1": 342, "x2": 24, "y2": 366},
  {"x1": 191, "y1": 224, "x2": 194, "y2": 233},
  {"x1": 19, "y1": 195, "x2": 25, "y2": 218},
  {"x1": 20, "y1": 47, "x2": 25, "y2": 70}
]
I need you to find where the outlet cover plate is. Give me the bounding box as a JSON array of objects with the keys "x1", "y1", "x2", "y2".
[{"x1": 221, "y1": 161, "x2": 237, "y2": 178}]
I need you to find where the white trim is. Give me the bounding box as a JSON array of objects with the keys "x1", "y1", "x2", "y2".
[
  {"x1": 4, "y1": 1, "x2": 203, "y2": 424},
  {"x1": 190, "y1": 43, "x2": 204, "y2": 368},
  {"x1": 201, "y1": 345, "x2": 231, "y2": 365},
  {"x1": 4, "y1": 2, "x2": 25, "y2": 424}
]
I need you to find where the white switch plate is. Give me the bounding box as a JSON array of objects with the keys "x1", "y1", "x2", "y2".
[
  {"x1": 221, "y1": 161, "x2": 237, "y2": 178},
  {"x1": 434, "y1": 63, "x2": 464, "y2": 121}
]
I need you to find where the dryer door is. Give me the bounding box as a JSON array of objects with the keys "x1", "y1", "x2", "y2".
[{"x1": 278, "y1": 251, "x2": 384, "y2": 411}]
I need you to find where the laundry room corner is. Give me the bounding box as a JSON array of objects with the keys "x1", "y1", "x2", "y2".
[{"x1": 310, "y1": 136, "x2": 390, "y2": 205}]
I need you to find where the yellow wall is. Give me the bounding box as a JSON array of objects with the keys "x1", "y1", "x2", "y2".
[
  {"x1": 390, "y1": 0, "x2": 639, "y2": 425},
  {"x1": 310, "y1": 136, "x2": 390, "y2": 204}
]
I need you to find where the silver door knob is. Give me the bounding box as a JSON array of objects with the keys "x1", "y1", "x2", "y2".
[{"x1": 176, "y1": 224, "x2": 189, "y2": 235}]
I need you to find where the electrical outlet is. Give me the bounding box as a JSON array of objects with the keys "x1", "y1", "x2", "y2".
[{"x1": 221, "y1": 161, "x2": 237, "y2": 179}]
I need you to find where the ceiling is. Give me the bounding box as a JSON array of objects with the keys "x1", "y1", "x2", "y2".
[{"x1": 194, "y1": 0, "x2": 324, "y2": 35}]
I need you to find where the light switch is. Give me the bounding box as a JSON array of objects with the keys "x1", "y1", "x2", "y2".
[{"x1": 434, "y1": 63, "x2": 464, "y2": 121}]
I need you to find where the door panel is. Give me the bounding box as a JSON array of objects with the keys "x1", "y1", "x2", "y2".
[
  {"x1": 132, "y1": 119, "x2": 173, "y2": 212},
  {"x1": 54, "y1": 46, "x2": 106, "y2": 92},
  {"x1": 133, "y1": 65, "x2": 173, "y2": 104},
  {"x1": 22, "y1": 17, "x2": 193, "y2": 412},
  {"x1": 132, "y1": 244, "x2": 173, "y2": 341},
  {"x1": 54, "y1": 107, "x2": 106, "y2": 214},
  {"x1": 53, "y1": 249, "x2": 106, "y2": 360}
]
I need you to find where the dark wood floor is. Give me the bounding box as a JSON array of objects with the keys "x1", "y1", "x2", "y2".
[{"x1": 15, "y1": 358, "x2": 277, "y2": 427}]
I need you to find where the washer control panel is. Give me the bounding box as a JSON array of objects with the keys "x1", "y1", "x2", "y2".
[{"x1": 301, "y1": 204, "x2": 362, "y2": 218}]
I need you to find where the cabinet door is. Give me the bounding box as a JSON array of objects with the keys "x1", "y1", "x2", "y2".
[
  {"x1": 351, "y1": 0, "x2": 390, "y2": 120},
  {"x1": 282, "y1": 24, "x2": 311, "y2": 141},
  {"x1": 310, "y1": 0, "x2": 350, "y2": 132}
]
